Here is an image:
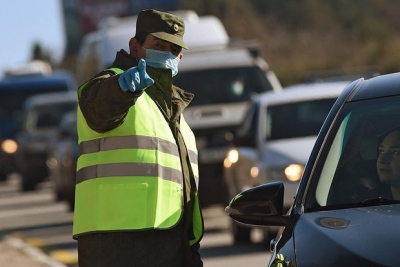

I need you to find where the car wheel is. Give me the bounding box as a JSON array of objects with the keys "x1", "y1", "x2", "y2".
[
  {"x1": 21, "y1": 172, "x2": 37, "y2": 191},
  {"x1": 55, "y1": 188, "x2": 65, "y2": 201},
  {"x1": 231, "y1": 221, "x2": 252, "y2": 244},
  {"x1": 0, "y1": 169, "x2": 7, "y2": 181},
  {"x1": 66, "y1": 191, "x2": 75, "y2": 211},
  {"x1": 220, "y1": 179, "x2": 231, "y2": 208}
]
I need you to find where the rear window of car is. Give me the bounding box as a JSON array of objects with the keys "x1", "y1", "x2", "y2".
[{"x1": 264, "y1": 98, "x2": 336, "y2": 141}]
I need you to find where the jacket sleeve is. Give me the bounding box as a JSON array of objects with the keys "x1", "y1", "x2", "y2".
[{"x1": 78, "y1": 71, "x2": 143, "y2": 133}]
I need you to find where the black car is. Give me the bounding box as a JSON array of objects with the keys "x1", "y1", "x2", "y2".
[{"x1": 226, "y1": 72, "x2": 400, "y2": 267}]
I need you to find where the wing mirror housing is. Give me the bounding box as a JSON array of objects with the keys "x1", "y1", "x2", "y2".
[{"x1": 225, "y1": 181, "x2": 289, "y2": 226}]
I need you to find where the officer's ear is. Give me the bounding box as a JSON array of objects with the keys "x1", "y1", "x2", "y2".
[{"x1": 129, "y1": 38, "x2": 140, "y2": 58}]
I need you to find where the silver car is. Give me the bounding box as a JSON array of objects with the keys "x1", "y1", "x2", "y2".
[
  {"x1": 15, "y1": 91, "x2": 77, "y2": 191},
  {"x1": 223, "y1": 81, "x2": 348, "y2": 243}
]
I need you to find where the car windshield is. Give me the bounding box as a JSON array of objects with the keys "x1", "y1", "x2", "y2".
[
  {"x1": 25, "y1": 102, "x2": 77, "y2": 131},
  {"x1": 309, "y1": 95, "x2": 400, "y2": 210},
  {"x1": 173, "y1": 66, "x2": 274, "y2": 106},
  {"x1": 265, "y1": 98, "x2": 336, "y2": 141}
]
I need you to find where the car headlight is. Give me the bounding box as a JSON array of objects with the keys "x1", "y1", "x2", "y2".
[
  {"x1": 284, "y1": 164, "x2": 303, "y2": 182},
  {"x1": 46, "y1": 157, "x2": 58, "y2": 169},
  {"x1": 224, "y1": 149, "x2": 239, "y2": 168},
  {"x1": 250, "y1": 166, "x2": 259, "y2": 178},
  {"x1": 1, "y1": 139, "x2": 18, "y2": 154}
]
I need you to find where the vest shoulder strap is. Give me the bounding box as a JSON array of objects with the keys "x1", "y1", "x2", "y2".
[{"x1": 77, "y1": 68, "x2": 124, "y2": 98}]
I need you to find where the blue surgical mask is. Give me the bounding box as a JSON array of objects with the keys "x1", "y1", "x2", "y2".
[{"x1": 143, "y1": 47, "x2": 180, "y2": 77}]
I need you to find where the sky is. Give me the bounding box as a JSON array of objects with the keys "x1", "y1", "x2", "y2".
[{"x1": 0, "y1": 0, "x2": 65, "y2": 77}]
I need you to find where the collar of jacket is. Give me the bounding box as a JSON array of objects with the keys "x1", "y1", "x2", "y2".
[{"x1": 113, "y1": 49, "x2": 194, "y2": 121}]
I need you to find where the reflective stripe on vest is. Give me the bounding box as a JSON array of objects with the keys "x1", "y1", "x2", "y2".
[
  {"x1": 73, "y1": 71, "x2": 202, "y2": 245},
  {"x1": 76, "y1": 135, "x2": 198, "y2": 184}
]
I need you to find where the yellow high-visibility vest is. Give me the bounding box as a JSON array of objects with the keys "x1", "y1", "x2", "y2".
[{"x1": 73, "y1": 69, "x2": 203, "y2": 246}]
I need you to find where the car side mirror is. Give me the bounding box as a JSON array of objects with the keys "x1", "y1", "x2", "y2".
[{"x1": 225, "y1": 181, "x2": 289, "y2": 226}]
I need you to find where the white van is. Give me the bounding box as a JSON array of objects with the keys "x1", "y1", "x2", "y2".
[
  {"x1": 76, "y1": 10, "x2": 282, "y2": 207},
  {"x1": 76, "y1": 10, "x2": 229, "y2": 83}
]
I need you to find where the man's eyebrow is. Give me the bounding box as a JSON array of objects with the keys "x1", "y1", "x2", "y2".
[
  {"x1": 153, "y1": 37, "x2": 169, "y2": 44},
  {"x1": 153, "y1": 37, "x2": 181, "y2": 49}
]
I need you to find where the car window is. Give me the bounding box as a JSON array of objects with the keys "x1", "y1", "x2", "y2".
[
  {"x1": 237, "y1": 102, "x2": 259, "y2": 136},
  {"x1": 264, "y1": 98, "x2": 336, "y2": 141},
  {"x1": 174, "y1": 66, "x2": 274, "y2": 106},
  {"x1": 25, "y1": 102, "x2": 77, "y2": 131},
  {"x1": 310, "y1": 95, "x2": 400, "y2": 209}
]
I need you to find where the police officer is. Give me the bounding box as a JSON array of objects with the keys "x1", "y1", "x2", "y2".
[{"x1": 73, "y1": 9, "x2": 204, "y2": 267}]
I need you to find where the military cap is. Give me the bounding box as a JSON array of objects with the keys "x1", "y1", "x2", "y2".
[{"x1": 136, "y1": 9, "x2": 188, "y2": 49}]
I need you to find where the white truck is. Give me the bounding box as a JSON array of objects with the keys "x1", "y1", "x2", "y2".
[
  {"x1": 76, "y1": 10, "x2": 229, "y2": 83},
  {"x1": 76, "y1": 10, "x2": 282, "y2": 207}
]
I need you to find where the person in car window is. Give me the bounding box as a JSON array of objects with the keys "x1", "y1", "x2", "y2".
[
  {"x1": 73, "y1": 9, "x2": 203, "y2": 267},
  {"x1": 375, "y1": 128, "x2": 400, "y2": 200}
]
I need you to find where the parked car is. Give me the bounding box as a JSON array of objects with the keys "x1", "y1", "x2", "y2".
[
  {"x1": 46, "y1": 111, "x2": 77, "y2": 210},
  {"x1": 226, "y1": 72, "x2": 400, "y2": 266},
  {"x1": 15, "y1": 91, "x2": 77, "y2": 191},
  {"x1": 223, "y1": 81, "x2": 347, "y2": 243}
]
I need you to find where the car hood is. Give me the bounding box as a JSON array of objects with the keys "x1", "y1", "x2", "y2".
[
  {"x1": 262, "y1": 136, "x2": 316, "y2": 167},
  {"x1": 292, "y1": 204, "x2": 400, "y2": 266}
]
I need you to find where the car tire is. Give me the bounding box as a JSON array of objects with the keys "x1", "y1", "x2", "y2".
[
  {"x1": 66, "y1": 191, "x2": 75, "y2": 211},
  {"x1": 0, "y1": 169, "x2": 7, "y2": 181},
  {"x1": 231, "y1": 221, "x2": 252, "y2": 244},
  {"x1": 55, "y1": 188, "x2": 65, "y2": 201},
  {"x1": 21, "y1": 172, "x2": 37, "y2": 191}
]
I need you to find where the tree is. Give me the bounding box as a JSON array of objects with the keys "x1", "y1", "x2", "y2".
[{"x1": 31, "y1": 42, "x2": 52, "y2": 64}]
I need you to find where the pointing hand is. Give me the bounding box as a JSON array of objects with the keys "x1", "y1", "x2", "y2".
[{"x1": 118, "y1": 59, "x2": 154, "y2": 92}]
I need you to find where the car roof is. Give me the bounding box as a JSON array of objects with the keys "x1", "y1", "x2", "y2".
[
  {"x1": 23, "y1": 91, "x2": 77, "y2": 110},
  {"x1": 254, "y1": 81, "x2": 351, "y2": 105},
  {"x1": 350, "y1": 72, "x2": 400, "y2": 101},
  {"x1": 179, "y1": 47, "x2": 262, "y2": 71},
  {"x1": 0, "y1": 71, "x2": 76, "y2": 91}
]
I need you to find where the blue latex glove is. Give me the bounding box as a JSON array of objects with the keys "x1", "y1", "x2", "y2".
[{"x1": 118, "y1": 59, "x2": 154, "y2": 92}]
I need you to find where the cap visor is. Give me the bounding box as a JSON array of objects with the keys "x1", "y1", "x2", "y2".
[{"x1": 151, "y1": 32, "x2": 188, "y2": 50}]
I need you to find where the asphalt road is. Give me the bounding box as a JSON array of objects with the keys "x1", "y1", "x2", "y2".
[{"x1": 0, "y1": 174, "x2": 271, "y2": 267}]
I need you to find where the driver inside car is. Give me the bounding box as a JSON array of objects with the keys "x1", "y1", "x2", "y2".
[{"x1": 375, "y1": 128, "x2": 400, "y2": 200}]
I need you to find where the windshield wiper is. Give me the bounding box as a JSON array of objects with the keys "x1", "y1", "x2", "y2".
[
  {"x1": 308, "y1": 197, "x2": 400, "y2": 212},
  {"x1": 359, "y1": 197, "x2": 400, "y2": 206}
]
